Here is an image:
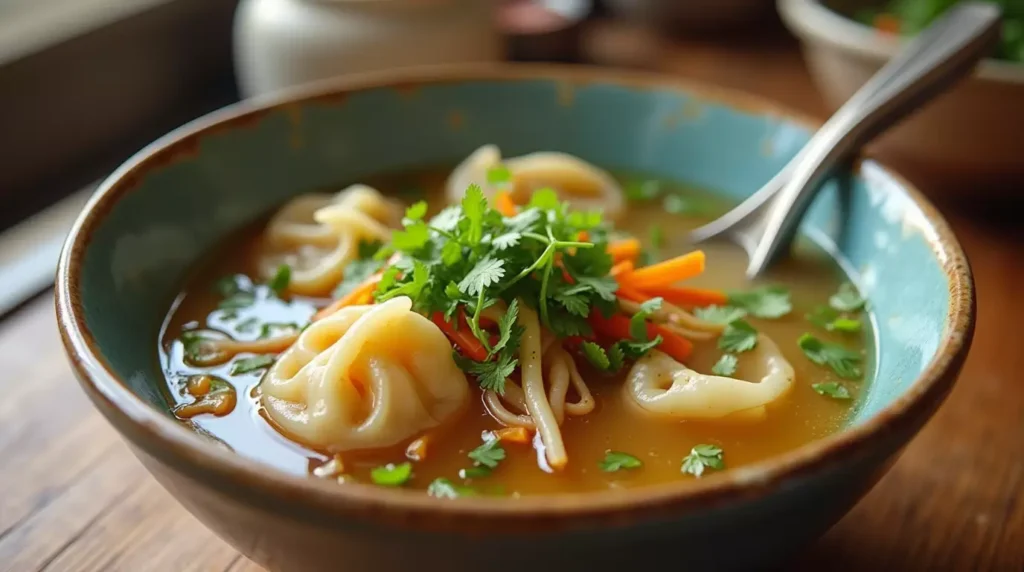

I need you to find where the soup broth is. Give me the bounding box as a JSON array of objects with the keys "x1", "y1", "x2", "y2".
[{"x1": 159, "y1": 164, "x2": 871, "y2": 496}]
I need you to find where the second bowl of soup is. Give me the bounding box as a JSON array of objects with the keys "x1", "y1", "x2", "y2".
[{"x1": 57, "y1": 65, "x2": 973, "y2": 571}]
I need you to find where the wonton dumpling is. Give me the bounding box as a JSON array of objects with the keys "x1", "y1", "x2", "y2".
[
  {"x1": 257, "y1": 184, "x2": 402, "y2": 296},
  {"x1": 260, "y1": 296, "x2": 470, "y2": 452},
  {"x1": 446, "y1": 144, "x2": 625, "y2": 221},
  {"x1": 624, "y1": 335, "x2": 794, "y2": 422}
]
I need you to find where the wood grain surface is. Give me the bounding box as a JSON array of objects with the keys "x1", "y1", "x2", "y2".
[{"x1": 2, "y1": 27, "x2": 1021, "y2": 572}]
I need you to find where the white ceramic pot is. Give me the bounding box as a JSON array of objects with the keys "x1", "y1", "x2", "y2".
[{"x1": 234, "y1": 0, "x2": 503, "y2": 98}]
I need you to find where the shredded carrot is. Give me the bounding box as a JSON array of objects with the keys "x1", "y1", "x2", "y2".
[
  {"x1": 608, "y1": 238, "x2": 641, "y2": 264},
  {"x1": 430, "y1": 312, "x2": 489, "y2": 362},
  {"x1": 313, "y1": 276, "x2": 381, "y2": 321},
  {"x1": 874, "y1": 13, "x2": 900, "y2": 34},
  {"x1": 618, "y1": 250, "x2": 705, "y2": 290},
  {"x1": 634, "y1": 285, "x2": 728, "y2": 307},
  {"x1": 588, "y1": 312, "x2": 693, "y2": 363},
  {"x1": 615, "y1": 284, "x2": 648, "y2": 303},
  {"x1": 494, "y1": 427, "x2": 531, "y2": 444},
  {"x1": 494, "y1": 191, "x2": 517, "y2": 217},
  {"x1": 610, "y1": 260, "x2": 634, "y2": 277}
]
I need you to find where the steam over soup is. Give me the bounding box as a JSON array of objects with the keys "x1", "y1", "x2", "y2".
[{"x1": 159, "y1": 146, "x2": 872, "y2": 496}]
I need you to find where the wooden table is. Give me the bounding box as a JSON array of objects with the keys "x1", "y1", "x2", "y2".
[{"x1": 2, "y1": 31, "x2": 1022, "y2": 572}]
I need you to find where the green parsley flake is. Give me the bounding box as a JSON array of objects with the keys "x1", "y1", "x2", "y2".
[
  {"x1": 229, "y1": 355, "x2": 275, "y2": 375},
  {"x1": 370, "y1": 462, "x2": 413, "y2": 487},
  {"x1": 458, "y1": 466, "x2": 492, "y2": 480},
  {"x1": 681, "y1": 444, "x2": 724, "y2": 477},
  {"x1": 624, "y1": 179, "x2": 661, "y2": 201},
  {"x1": 798, "y1": 333, "x2": 863, "y2": 379},
  {"x1": 807, "y1": 306, "x2": 862, "y2": 333},
  {"x1": 219, "y1": 291, "x2": 256, "y2": 311},
  {"x1": 427, "y1": 478, "x2": 475, "y2": 498},
  {"x1": 718, "y1": 320, "x2": 758, "y2": 353},
  {"x1": 486, "y1": 164, "x2": 512, "y2": 185},
  {"x1": 694, "y1": 305, "x2": 747, "y2": 324},
  {"x1": 728, "y1": 286, "x2": 791, "y2": 319},
  {"x1": 599, "y1": 451, "x2": 643, "y2": 472},
  {"x1": 711, "y1": 354, "x2": 738, "y2": 376},
  {"x1": 268, "y1": 264, "x2": 291, "y2": 295},
  {"x1": 468, "y1": 438, "x2": 506, "y2": 469},
  {"x1": 829, "y1": 282, "x2": 866, "y2": 312},
  {"x1": 812, "y1": 382, "x2": 852, "y2": 400}
]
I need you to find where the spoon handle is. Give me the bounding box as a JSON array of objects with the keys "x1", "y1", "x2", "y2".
[{"x1": 745, "y1": 1, "x2": 1002, "y2": 277}]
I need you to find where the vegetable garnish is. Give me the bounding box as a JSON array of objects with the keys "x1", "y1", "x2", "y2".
[
  {"x1": 599, "y1": 451, "x2": 643, "y2": 472},
  {"x1": 829, "y1": 282, "x2": 866, "y2": 313},
  {"x1": 681, "y1": 444, "x2": 724, "y2": 478},
  {"x1": 728, "y1": 286, "x2": 792, "y2": 319},
  {"x1": 468, "y1": 438, "x2": 506, "y2": 469},
  {"x1": 333, "y1": 240, "x2": 384, "y2": 298},
  {"x1": 711, "y1": 354, "x2": 738, "y2": 376},
  {"x1": 428, "y1": 478, "x2": 476, "y2": 498},
  {"x1": 608, "y1": 238, "x2": 641, "y2": 263},
  {"x1": 718, "y1": 320, "x2": 758, "y2": 353},
  {"x1": 268, "y1": 264, "x2": 291, "y2": 295},
  {"x1": 370, "y1": 462, "x2": 413, "y2": 487},
  {"x1": 229, "y1": 355, "x2": 275, "y2": 375},
  {"x1": 617, "y1": 250, "x2": 706, "y2": 289},
  {"x1": 812, "y1": 382, "x2": 852, "y2": 400},
  {"x1": 798, "y1": 333, "x2": 863, "y2": 379},
  {"x1": 636, "y1": 285, "x2": 728, "y2": 308},
  {"x1": 585, "y1": 298, "x2": 693, "y2": 370},
  {"x1": 694, "y1": 304, "x2": 747, "y2": 324},
  {"x1": 807, "y1": 306, "x2": 862, "y2": 333}
]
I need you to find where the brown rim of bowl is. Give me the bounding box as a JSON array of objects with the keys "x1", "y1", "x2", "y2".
[
  {"x1": 777, "y1": 0, "x2": 1024, "y2": 85},
  {"x1": 55, "y1": 62, "x2": 975, "y2": 532}
]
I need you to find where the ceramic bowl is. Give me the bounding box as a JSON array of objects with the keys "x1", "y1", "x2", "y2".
[
  {"x1": 56, "y1": 64, "x2": 974, "y2": 572},
  {"x1": 778, "y1": 0, "x2": 1024, "y2": 192}
]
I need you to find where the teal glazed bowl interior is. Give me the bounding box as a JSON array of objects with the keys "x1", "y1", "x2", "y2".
[{"x1": 56, "y1": 65, "x2": 974, "y2": 571}]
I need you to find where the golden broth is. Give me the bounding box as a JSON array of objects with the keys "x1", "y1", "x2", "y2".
[{"x1": 158, "y1": 168, "x2": 870, "y2": 496}]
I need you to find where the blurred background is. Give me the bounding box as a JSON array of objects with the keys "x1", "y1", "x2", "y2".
[{"x1": 0, "y1": 0, "x2": 1020, "y2": 316}]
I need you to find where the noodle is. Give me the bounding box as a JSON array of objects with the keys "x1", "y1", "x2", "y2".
[
  {"x1": 191, "y1": 334, "x2": 299, "y2": 366},
  {"x1": 618, "y1": 298, "x2": 722, "y2": 340},
  {"x1": 517, "y1": 302, "x2": 568, "y2": 470}
]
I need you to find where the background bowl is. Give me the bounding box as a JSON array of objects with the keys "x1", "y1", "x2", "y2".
[
  {"x1": 56, "y1": 64, "x2": 973, "y2": 571},
  {"x1": 778, "y1": 0, "x2": 1024, "y2": 193}
]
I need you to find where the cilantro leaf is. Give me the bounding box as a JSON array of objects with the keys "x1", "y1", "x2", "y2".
[
  {"x1": 694, "y1": 305, "x2": 747, "y2": 324},
  {"x1": 430, "y1": 205, "x2": 463, "y2": 232},
  {"x1": 829, "y1": 282, "x2": 866, "y2": 312},
  {"x1": 718, "y1": 320, "x2": 758, "y2": 353},
  {"x1": 798, "y1": 333, "x2": 863, "y2": 379},
  {"x1": 440, "y1": 240, "x2": 463, "y2": 266},
  {"x1": 213, "y1": 275, "x2": 244, "y2": 297},
  {"x1": 554, "y1": 290, "x2": 589, "y2": 317},
  {"x1": 461, "y1": 184, "x2": 487, "y2": 246},
  {"x1": 219, "y1": 292, "x2": 255, "y2": 311},
  {"x1": 607, "y1": 343, "x2": 625, "y2": 371},
  {"x1": 458, "y1": 257, "x2": 505, "y2": 296},
  {"x1": 370, "y1": 462, "x2": 413, "y2": 487},
  {"x1": 581, "y1": 341, "x2": 611, "y2": 370},
  {"x1": 404, "y1": 200, "x2": 428, "y2": 222},
  {"x1": 681, "y1": 444, "x2": 724, "y2": 477},
  {"x1": 392, "y1": 221, "x2": 431, "y2": 252},
  {"x1": 268, "y1": 265, "x2": 291, "y2": 295},
  {"x1": 334, "y1": 258, "x2": 383, "y2": 298},
  {"x1": 357, "y1": 239, "x2": 383, "y2": 259},
  {"x1": 629, "y1": 297, "x2": 663, "y2": 340},
  {"x1": 573, "y1": 275, "x2": 618, "y2": 302},
  {"x1": 600, "y1": 451, "x2": 643, "y2": 472},
  {"x1": 427, "y1": 478, "x2": 475, "y2": 499},
  {"x1": 377, "y1": 260, "x2": 430, "y2": 303},
  {"x1": 711, "y1": 354, "x2": 738, "y2": 376},
  {"x1": 229, "y1": 355, "x2": 275, "y2": 375},
  {"x1": 527, "y1": 188, "x2": 560, "y2": 210},
  {"x1": 624, "y1": 179, "x2": 661, "y2": 201},
  {"x1": 729, "y1": 286, "x2": 792, "y2": 319},
  {"x1": 468, "y1": 439, "x2": 506, "y2": 469},
  {"x1": 454, "y1": 351, "x2": 517, "y2": 394},
  {"x1": 829, "y1": 318, "x2": 862, "y2": 333},
  {"x1": 490, "y1": 299, "x2": 522, "y2": 357},
  {"x1": 486, "y1": 164, "x2": 512, "y2": 185},
  {"x1": 812, "y1": 382, "x2": 852, "y2": 400},
  {"x1": 807, "y1": 305, "x2": 862, "y2": 333},
  {"x1": 492, "y1": 232, "x2": 522, "y2": 250}
]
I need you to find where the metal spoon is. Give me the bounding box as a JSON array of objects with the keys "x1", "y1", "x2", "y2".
[{"x1": 689, "y1": 1, "x2": 1002, "y2": 279}]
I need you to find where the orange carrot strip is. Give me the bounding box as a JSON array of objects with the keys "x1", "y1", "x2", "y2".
[
  {"x1": 494, "y1": 427, "x2": 531, "y2": 444},
  {"x1": 610, "y1": 260, "x2": 635, "y2": 277},
  {"x1": 313, "y1": 276, "x2": 380, "y2": 321},
  {"x1": 608, "y1": 238, "x2": 641, "y2": 263},
  {"x1": 588, "y1": 312, "x2": 692, "y2": 363},
  {"x1": 618, "y1": 250, "x2": 705, "y2": 289},
  {"x1": 874, "y1": 13, "x2": 900, "y2": 34},
  {"x1": 577, "y1": 231, "x2": 590, "y2": 242},
  {"x1": 615, "y1": 284, "x2": 648, "y2": 303},
  {"x1": 635, "y1": 285, "x2": 728, "y2": 307},
  {"x1": 494, "y1": 191, "x2": 517, "y2": 217},
  {"x1": 431, "y1": 312, "x2": 488, "y2": 362}
]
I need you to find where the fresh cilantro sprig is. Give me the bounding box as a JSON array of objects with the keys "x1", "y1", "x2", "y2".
[
  {"x1": 798, "y1": 333, "x2": 863, "y2": 379},
  {"x1": 681, "y1": 444, "x2": 725, "y2": 477},
  {"x1": 581, "y1": 298, "x2": 665, "y2": 372},
  {"x1": 372, "y1": 185, "x2": 619, "y2": 392},
  {"x1": 728, "y1": 286, "x2": 792, "y2": 319}
]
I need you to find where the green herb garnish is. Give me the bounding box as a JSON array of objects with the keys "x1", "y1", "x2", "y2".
[
  {"x1": 370, "y1": 462, "x2": 413, "y2": 487},
  {"x1": 806, "y1": 306, "x2": 862, "y2": 333},
  {"x1": 711, "y1": 354, "x2": 738, "y2": 376},
  {"x1": 258, "y1": 322, "x2": 301, "y2": 339},
  {"x1": 213, "y1": 275, "x2": 244, "y2": 297},
  {"x1": 694, "y1": 305, "x2": 747, "y2": 324},
  {"x1": 718, "y1": 319, "x2": 758, "y2": 353},
  {"x1": 798, "y1": 333, "x2": 863, "y2": 379},
  {"x1": 219, "y1": 291, "x2": 256, "y2": 311},
  {"x1": 728, "y1": 286, "x2": 791, "y2": 319},
  {"x1": 599, "y1": 451, "x2": 643, "y2": 472},
  {"x1": 624, "y1": 179, "x2": 661, "y2": 201},
  {"x1": 580, "y1": 299, "x2": 664, "y2": 373},
  {"x1": 486, "y1": 164, "x2": 512, "y2": 186},
  {"x1": 229, "y1": 355, "x2": 275, "y2": 375},
  {"x1": 268, "y1": 264, "x2": 291, "y2": 295},
  {"x1": 829, "y1": 282, "x2": 866, "y2": 312},
  {"x1": 458, "y1": 466, "x2": 492, "y2": 480},
  {"x1": 812, "y1": 382, "x2": 852, "y2": 400},
  {"x1": 468, "y1": 439, "x2": 506, "y2": 469},
  {"x1": 681, "y1": 444, "x2": 724, "y2": 478}
]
